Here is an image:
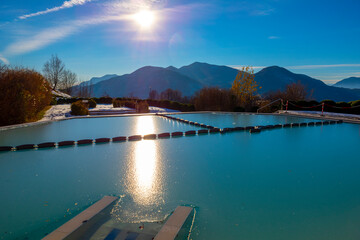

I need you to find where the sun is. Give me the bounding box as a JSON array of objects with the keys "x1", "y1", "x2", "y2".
[{"x1": 133, "y1": 10, "x2": 155, "y2": 29}]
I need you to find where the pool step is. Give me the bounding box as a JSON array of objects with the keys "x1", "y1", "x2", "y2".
[
  {"x1": 42, "y1": 196, "x2": 118, "y2": 240},
  {"x1": 154, "y1": 206, "x2": 193, "y2": 240}
]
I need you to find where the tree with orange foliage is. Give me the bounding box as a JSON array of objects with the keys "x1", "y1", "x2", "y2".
[{"x1": 231, "y1": 66, "x2": 261, "y2": 110}]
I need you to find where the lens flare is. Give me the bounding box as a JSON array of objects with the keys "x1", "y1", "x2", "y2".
[{"x1": 133, "y1": 10, "x2": 155, "y2": 29}]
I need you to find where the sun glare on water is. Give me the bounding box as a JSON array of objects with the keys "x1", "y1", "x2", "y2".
[{"x1": 133, "y1": 10, "x2": 155, "y2": 29}]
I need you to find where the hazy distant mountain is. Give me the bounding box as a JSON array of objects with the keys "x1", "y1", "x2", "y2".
[
  {"x1": 91, "y1": 66, "x2": 203, "y2": 98},
  {"x1": 78, "y1": 74, "x2": 118, "y2": 87},
  {"x1": 333, "y1": 77, "x2": 360, "y2": 89},
  {"x1": 254, "y1": 66, "x2": 360, "y2": 102},
  {"x1": 73, "y1": 62, "x2": 360, "y2": 101}
]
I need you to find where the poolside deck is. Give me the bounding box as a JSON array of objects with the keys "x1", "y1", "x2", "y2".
[{"x1": 278, "y1": 110, "x2": 360, "y2": 124}]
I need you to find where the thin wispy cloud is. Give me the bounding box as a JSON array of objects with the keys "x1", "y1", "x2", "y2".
[
  {"x1": 287, "y1": 64, "x2": 360, "y2": 70},
  {"x1": 19, "y1": 0, "x2": 94, "y2": 20},
  {"x1": 230, "y1": 64, "x2": 360, "y2": 71},
  {"x1": 0, "y1": 54, "x2": 9, "y2": 65},
  {"x1": 229, "y1": 65, "x2": 266, "y2": 70},
  {"x1": 3, "y1": 25, "x2": 78, "y2": 56},
  {"x1": 3, "y1": 14, "x2": 128, "y2": 57},
  {"x1": 250, "y1": 8, "x2": 274, "y2": 16},
  {"x1": 268, "y1": 36, "x2": 279, "y2": 40}
]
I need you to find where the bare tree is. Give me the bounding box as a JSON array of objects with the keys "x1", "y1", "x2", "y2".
[
  {"x1": 285, "y1": 81, "x2": 308, "y2": 101},
  {"x1": 43, "y1": 54, "x2": 65, "y2": 90},
  {"x1": 149, "y1": 89, "x2": 159, "y2": 99},
  {"x1": 0, "y1": 63, "x2": 7, "y2": 78},
  {"x1": 160, "y1": 88, "x2": 183, "y2": 102},
  {"x1": 77, "y1": 82, "x2": 93, "y2": 98},
  {"x1": 60, "y1": 70, "x2": 77, "y2": 94},
  {"x1": 265, "y1": 81, "x2": 309, "y2": 102}
]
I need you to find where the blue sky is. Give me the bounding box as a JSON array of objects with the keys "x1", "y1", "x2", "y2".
[{"x1": 0, "y1": 0, "x2": 359, "y2": 84}]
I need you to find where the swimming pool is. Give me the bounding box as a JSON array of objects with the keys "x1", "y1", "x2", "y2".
[
  {"x1": 174, "y1": 112, "x2": 322, "y2": 129},
  {"x1": 0, "y1": 115, "x2": 198, "y2": 146},
  {"x1": 1, "y1": 113, "x2": 359, "y2": 240}
]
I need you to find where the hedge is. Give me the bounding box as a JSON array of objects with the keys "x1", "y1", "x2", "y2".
[{"x1": 71, "y1": 101, "x2": 89, "y2": 115}]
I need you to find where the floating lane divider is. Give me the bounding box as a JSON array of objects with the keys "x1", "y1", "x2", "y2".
[
  {"x1": 77, "y1": 139, "x2": 93, "y2": 145},
  {"x1": 158, "y1": 114, "x2": 216, "y2": 130},
  {"x1": 172, "y1": 131, "x2": 184, "y2": 137},
  {"x1": 95, "y1": 138, "x2": 111, "y2": 143},
  {"x1": 58, "y1": 141, "x2": 76, "y2": 147},
  {"x1": 1, "y1": 119, "x2": 344, "y2": 152},
  {"x1": 0, "y1": 146, "x2": 13, "y2": 152},
  {"x1": 158, "y1": 132, "x2": 171, "y2": 138},
  {"x1": 250, "y1": 127, "x2": 261, "y2": 133},
  {"x1": 16, "y1": 144, "x2": 36, "y2": 150},
  {"x1": 185, "y1": 130, "x2": 196, "y2": 136},
  {"x1": 209, "y1": 128, "x2": 221, "y2": 133},
  {"x1": 144, "y1": 134, "x2": 157, "y2": 140},
  {"x1": 128, "y1": 135, "x2": 142, "y2": 141},
  {"x1": 198, "y1": 129, "x2": 209, "y2": 134},
  {"x1": 112, "y1": 136, "x2": 127, "y2": 142},
  {"x1": 37, "y1": 142, "x2": 56, "y2": 148}
]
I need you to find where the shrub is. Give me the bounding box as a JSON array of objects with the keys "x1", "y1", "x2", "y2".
[
  {"x1": 136, "y1": 101, "x2": 149, "y2": 113},
  {"x1": 97, "y1": 97, "x2": 113, "y2": 104},
  {"x1": 0, "y1": 68, "x2": 52, "y2": 126},
  {"x1": 336, "y1": 101, "x2": 351, "y2": 108},
  {"x1": 350, "y1": 100, "x2": 360, "y2": 107},
  {"x1": 124, "y1": 101, "x2": 136, "y2": 109},
  {"x1": 350, "y1": 100, "x2": 360, "y2": 114},
  {"x1": 88, "y1": 98, "x2": 97, "y2": 108},
  {"x1": 113, "y1": 99, "x2": 123, "y2": 108},
  {"x1": 50, "y1": 98, "x2": 57, "y2": 105},
  {"x1": 321, "y1": 99, "x2": 336, "y2": 106},
  {"x1": 71, "y1": 100, "x2": 89, "y2": 115}
]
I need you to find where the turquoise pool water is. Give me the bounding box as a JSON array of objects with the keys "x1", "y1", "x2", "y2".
[
  {"x1": 174, "y1": 112, "x2": 322, "y2": 128},
  {"x1": 0, "y1": 116, "x2": 198, "y2": 146},
  {"x1": 1, "y1": 114, "x2": 360, "y2": 240}
]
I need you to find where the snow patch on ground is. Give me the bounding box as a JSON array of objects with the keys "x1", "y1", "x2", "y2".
[
  {"x1": 40, "y1": 104, "x2": 179, "y2": 121},
  {"x1": 52, "y1": 90, "x2": 72, "y2": 98}
]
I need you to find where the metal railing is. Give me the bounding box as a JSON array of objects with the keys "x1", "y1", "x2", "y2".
[{"x1": 257, "y1": 98, "x2": 283, "y2": 113}]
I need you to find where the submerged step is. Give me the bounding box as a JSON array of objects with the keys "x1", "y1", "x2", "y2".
[
  {"x1": 43, "y1": 196, "x2": 118, "y2": 240},
  {"x1": 154, "y1": 206, "x2": 193, "y2": 240}
]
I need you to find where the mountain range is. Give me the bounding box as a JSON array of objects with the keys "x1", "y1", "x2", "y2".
[
  {"x1": 333, "y1": 77, "x2": 360, "y2": 89},
  {"x1": 72, "y1": 62, "x2": 360, "y2": 102}
]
